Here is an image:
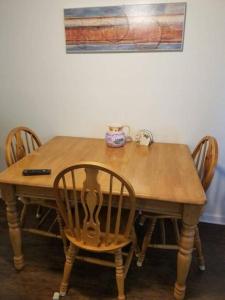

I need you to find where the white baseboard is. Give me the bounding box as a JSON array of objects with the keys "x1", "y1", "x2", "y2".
[{"x1": 200, "y1": 213, "x2": 225, "y2": 225}]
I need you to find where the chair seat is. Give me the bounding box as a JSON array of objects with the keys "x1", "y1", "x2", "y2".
[{"x1": 64, "y1": 228, "x2": 132, "y2": 252}]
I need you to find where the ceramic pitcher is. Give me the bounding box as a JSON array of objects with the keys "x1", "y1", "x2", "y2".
[{"x1": 105, "y1": 124, "x2": 131, "y2": 147}]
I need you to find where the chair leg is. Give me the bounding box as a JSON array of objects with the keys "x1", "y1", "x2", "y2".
[
  {"x1": 172, "y1": 218, "x2": 180, "y2": 244},
  {"x1": 159, "y1": 219, "x2": 166, "y2": 244},
  {"x1": 35, "y1": 205, "x2": 42, "y2": 218},
  {"x1": 115, "y1": 249, "x2": 125, "y2": 300},
  {"x1": 137, "y1": 217, "x2": 157, "y2": 267},
  {"x1": 124, "y1": 227, "x2": 137, "y2": 278},
  {"x1": 36, "y1": 208, "x2": 52, "y2": 228},
  {"x1": 139, "y1": 214, "x2": 146, "y2": 226},
  {"x1": 20, "y1": 203, "x2": 27, "y2": 226},
  {"x1": 194, "y1": 226, "x2": 206, "y2": 271},
  {"x1": 56, "y1": 211, "x2": 68, "y2": 255},
  {"x1": 59, "y1": 243, "x2": 76, "y2": 296}
]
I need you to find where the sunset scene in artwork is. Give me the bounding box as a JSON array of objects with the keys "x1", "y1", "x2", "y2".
[{"x1": 64, "y1": 3, "x2": 186, "y2": 53}]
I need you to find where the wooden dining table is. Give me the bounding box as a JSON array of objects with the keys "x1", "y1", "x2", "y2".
[{"x1": 0, "y1": 136, "x2": 206, "y2": 300}]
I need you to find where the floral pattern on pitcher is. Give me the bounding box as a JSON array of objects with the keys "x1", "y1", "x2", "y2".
[{"x1": 105, "y1": 124, "x2": 130, "y2": 148}]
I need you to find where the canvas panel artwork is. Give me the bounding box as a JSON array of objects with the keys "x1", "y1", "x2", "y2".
[{"x1": 64, "y1": 3, "x2": 186, "y2": 53}]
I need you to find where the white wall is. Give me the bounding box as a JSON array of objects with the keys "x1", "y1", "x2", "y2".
[{"x1": 0, "y1": 0, "x2": 225, "y2": 223}]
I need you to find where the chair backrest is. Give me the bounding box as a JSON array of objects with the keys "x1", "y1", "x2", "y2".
[
  {"x1": 5, "y1": 126, "x2": 42, "y2": 167},
  {"x1": 192, "y1": 136, "x2": 218, "y2": 191},
  {"x1": 53, "y1": 162, "x2": 136, "y2": 248}
]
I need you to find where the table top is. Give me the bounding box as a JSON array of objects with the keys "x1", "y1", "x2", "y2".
[{"x1": 0, "y1": 136, "x2": 206, "y2": 205}]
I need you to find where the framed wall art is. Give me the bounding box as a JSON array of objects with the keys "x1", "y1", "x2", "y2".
[{"x1": 64, "y1": 2, "x2": 186, "y2": 53}]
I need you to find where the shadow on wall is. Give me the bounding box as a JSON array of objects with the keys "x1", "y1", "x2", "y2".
[
  {"x1": 201, "y1": 165, "x2": 225, "y2": 225},
  {"x1": 0, "y1": 144, "x2": 6, "y2": 171}
]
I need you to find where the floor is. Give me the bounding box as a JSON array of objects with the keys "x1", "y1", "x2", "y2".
[{"x1": 0, "y1": 201, "x2": 224, "y2": 300}]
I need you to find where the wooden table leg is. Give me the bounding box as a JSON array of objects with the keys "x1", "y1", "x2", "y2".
[
  {"x1": 174, "y1": 205, "x2": 202, "y2": 300},
  {"x1": 1, "y1": 183, "x2": 24, "y2": 270}
]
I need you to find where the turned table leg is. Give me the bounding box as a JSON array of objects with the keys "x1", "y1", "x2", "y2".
[
  {"x1": 1, "y1": 183, "x2": 24, "y2": 270},
  {"x1": 174, "y1": 205, "x2": 202, "y2": 300}
]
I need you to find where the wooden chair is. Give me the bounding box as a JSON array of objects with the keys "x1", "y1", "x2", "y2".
[
  {"x1": 5, "y1": 126, "x2": 63, "y2": 242},
  {"x1": 137, "y1": 136, "x2": 218, "y2": 270},
  {"x1": 53, "y1": 162, "x2": 137, "y2": 300}
]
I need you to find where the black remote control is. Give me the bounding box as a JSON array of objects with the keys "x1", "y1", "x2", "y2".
[{"x1": 22, "y1": 169, "x2": 51, "y2": 176}]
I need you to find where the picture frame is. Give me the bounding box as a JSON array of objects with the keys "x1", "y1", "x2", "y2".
[{"x1": 64, "y1": 3, "x2": 186, "y2": 53}]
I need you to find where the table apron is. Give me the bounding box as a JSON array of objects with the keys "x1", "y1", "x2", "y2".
[{"x1": 16, "y1": 185, "x2": 183, "y2": 218}]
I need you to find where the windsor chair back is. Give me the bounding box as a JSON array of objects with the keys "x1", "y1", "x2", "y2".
[
  {"x1": 192, "y1": 136, "x2": 218, "y2": 191},
  {"x1": 137, "y1": 136, "x2": 218, "y2": 271},
  {"x1": 5, "y1": 126, "x2": 41, "y2": 166},
  {"x1": 5, "y1": 127, "x2": 61, "y2": 241},
  {"x1": 54, "y1": 162, "x2": 136, "y2": 299}
]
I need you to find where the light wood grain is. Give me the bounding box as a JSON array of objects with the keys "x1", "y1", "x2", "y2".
[
  {"x1": 137, "y1": 135, "x2": 218, "y2": 296},
  {"x1": 5, "y1": 126, "x2": 42, "y2": 167},
  {"x1": 54, "y1": 162, "x2": 136, "y2": 299},
  {"x1": 4, "y1": 127, "x2": 59, "y2": 240},
  {"x1": 0, "y1": 136, "x2": 206, "y2": 205},
  {"x1": 0, "y1": 136, "x2": 207, "y2": 300}
]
